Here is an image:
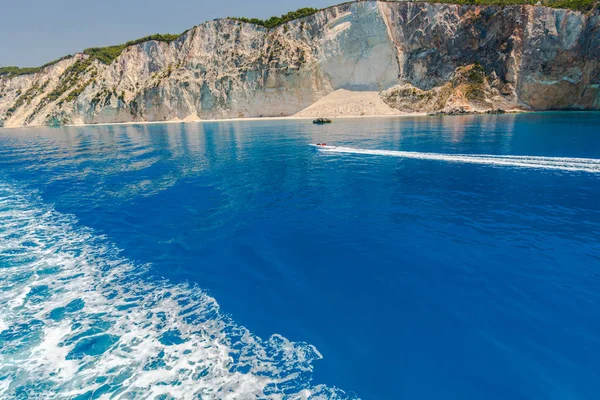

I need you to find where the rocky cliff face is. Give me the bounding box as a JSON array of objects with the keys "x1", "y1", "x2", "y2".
[{"x1": 1, "y1": 1, "x2": 599, "y2": 128}]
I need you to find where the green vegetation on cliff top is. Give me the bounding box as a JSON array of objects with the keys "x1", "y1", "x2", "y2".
[
  {"x1": 229, "y1": 7, "x2": 320, "y2": 29},
  {"x1": 82, "y1": 33, "x2": 181, "y2": 64},
  {"x1": 0, "y1": 34, "x2": 181, "y2": 77},
  {"x1": 0, "y1": 1, "x2": 597, "y2": 78},
  {"x1": 0, "y1": 55, "x2": 73, "y2": 78}
]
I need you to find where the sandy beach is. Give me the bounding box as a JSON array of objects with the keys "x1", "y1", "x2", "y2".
[{"x1": 55, "y1": 89, "x2": 428, "y2": 129}]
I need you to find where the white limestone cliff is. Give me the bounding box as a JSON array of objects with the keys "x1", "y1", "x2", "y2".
[{"x1": 0, "y1": 1, "x2": 598, "y2": 128}]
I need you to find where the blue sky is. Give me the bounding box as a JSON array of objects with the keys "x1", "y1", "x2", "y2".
[{"x1": 1, "y1": 0, "x2": 335, "y2": 67}]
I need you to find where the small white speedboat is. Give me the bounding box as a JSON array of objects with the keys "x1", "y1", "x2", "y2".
[{"x1": 310, "y1": 143, "x2": 337, "y2": 149}]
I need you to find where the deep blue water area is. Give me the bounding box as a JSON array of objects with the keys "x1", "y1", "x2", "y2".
[{"x1": 0, "y1": 112, "x2": 599, "y2": 399}]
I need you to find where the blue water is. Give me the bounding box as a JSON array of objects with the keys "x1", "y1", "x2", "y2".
[{"x1": 1, "y1": 112, "x2": 599, "y2": 399}]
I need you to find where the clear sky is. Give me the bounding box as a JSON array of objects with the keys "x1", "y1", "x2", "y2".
[{"x1": 1, "y1": 0, "x2": 336, "y2": 67}]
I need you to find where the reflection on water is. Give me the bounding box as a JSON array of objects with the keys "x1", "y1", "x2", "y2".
[{"x1": 0, "y1": 115, "x2": 523, "y2": 203}]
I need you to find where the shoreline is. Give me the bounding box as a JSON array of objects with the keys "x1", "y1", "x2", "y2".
[
  {"x1": 4, "y1": 109, "x2": 600, "y2": 131},
  {"x1": 70, "y1": 112, "x2": 432, "y2": 127},
  {"x1": 0, "y1": 112, "x2": 431, "y2": 130}
]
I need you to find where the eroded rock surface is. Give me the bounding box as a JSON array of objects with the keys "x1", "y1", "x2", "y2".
[{"x1": 1, "y1": 2, "x2": 598, "y2": 127}]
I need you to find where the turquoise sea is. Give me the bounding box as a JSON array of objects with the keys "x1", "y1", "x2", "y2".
[{"x1": 0, "y1": 112, "x2": 599, "y2": 399}]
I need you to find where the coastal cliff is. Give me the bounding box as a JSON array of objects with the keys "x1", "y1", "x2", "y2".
[{"x1": 1, "y1": 1, "x2": 599, "y2": 128}]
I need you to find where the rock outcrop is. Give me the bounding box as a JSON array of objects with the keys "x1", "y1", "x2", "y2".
[{"x1": 0, "y1": 1, "x2": 599, "y2": 128}]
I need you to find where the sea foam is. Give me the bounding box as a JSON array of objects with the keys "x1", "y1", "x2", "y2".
[
  {"x1": 0, "y1": 182, "x2": 353, "y2": 399},
  {"x1": 319, "y1": 146, "x2": 600, "y2": 173}
]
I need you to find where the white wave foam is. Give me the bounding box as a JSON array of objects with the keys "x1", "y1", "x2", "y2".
[
  {"x1": 319, "y1": 146, "x2": 600, "y2": 173},
  {"x1": 0, "y1": 182, "x2": 355, "y2": 399}
]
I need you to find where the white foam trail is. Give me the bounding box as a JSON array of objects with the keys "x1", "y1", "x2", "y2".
[
  {"x1": 319, "y1": 146, "x2": 600, "y2": 173},
  {"x1": 0, "y1": 182, "x2": 355, "y2": 399}
]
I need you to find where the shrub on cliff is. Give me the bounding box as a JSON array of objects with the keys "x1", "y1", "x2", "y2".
[
  {"x1": 83, "y1": 45, "x2": 127, "y2": 65},
  {"x1": 84, "y1": 33, "x2": 181, "y2": 65},
  {"x1": 124, "y1": 34, "x2": 180, "y2": 47},
  {"x1": 230, "y1": 7, "x2": 320, "y2": 29},
  {"x1": 0, "y1": 55, "x2": 72, "y2": 77}
]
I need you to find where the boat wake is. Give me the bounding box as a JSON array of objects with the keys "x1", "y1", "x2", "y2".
[
  {"x1": 317, "y1": 146, "x2": 600, "y2": 173},
  {"x1": 0, "y1": 181, "x2": 353, "y2": 399}
]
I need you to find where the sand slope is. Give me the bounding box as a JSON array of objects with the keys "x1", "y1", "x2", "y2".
[{"x1": 293, "y1": 89, "x2": 402, "y2": 118}]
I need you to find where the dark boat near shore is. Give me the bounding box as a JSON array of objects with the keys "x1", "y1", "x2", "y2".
[{"x1": 313, "y1": 118, "x2": 332, "y2": 124}]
